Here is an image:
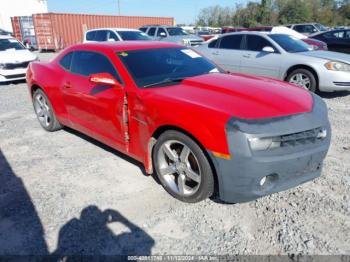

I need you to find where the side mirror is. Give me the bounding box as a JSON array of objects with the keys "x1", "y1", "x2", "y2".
[
  {"x1": 262, "y1": 46, "x2": 275, "y2": 53},
  {"x1": 108, "y1": 38, "x2": 116, "y2": 42},
  {"x1": 89, "y1": 73, "x2": 121, "y2": 87},
  {"x1": 159, "y1": 32, "x2": 166, "y2": 37}
]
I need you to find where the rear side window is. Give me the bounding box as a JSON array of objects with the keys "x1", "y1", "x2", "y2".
[
  {"x1": 219, "y1": 34, "x2": 243, "y2": 50},
  {"x1": 107, "y1": 31, "x2": 119, "y2": 41},
  {"x1": 71, "y1": 51, "x2": 121, "y2": 82},
  {"x1": 157, "y1": 28, "x2": 167, "y2": 36},
  {"x1": 94, "y1": 30, "x2": 107, "y2": 41},
  {"x1": 59, "y1": 52, "x2": 73, "y2": 70},
  {"x1": 86, "y1": 31, "x2": 96, "y2": 41},
  {"x1": 294, "y1": 25, "x2": 316, "y2": 34},
  {"x1": 147, "y1": 27, "x2": 156, "y2": 36},
  {"x1": 208, "y1": 39, "x2": 218, "y2": 48},
  {"x1": 139, "y1": 27, "x2": 147, "y2": 33},
  {"x1": 246, "y1": 35, "x2": 273, "y2": 52}
]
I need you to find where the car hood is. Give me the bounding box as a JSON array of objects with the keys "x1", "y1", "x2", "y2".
[
  {"x1": 300, "y1": 50, "x2": 350, "y2": 63},
  {"x1": 165, "y1": 35, "x2": 203, "y2": 42},
  {"x1": 152, "y1": 73, "x2": 313, "y2": 120},
  {"x1": 0, "y1": 49, "x2": 37, "y2": 63}
]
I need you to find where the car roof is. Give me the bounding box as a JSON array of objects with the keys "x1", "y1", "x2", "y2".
[
  {"x1": 221, "y1": 31, "x2": 269, "y2": 36},
  {"x1": 86, "y1": 28, "x2": 141, "y2": 32},
  {"x1": 70, "y1": 41, "x2": 181, "y2": 52},
  {"x1": 289, "y1": 23, "x2": 318, "y2": 26},
  {"x1": 141, "y1": 25, "x2": 178, "y2": 28}
]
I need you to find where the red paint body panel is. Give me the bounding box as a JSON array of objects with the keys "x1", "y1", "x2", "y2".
[{"x1": 27, "y1": 42, "x2": 313, "y2": 170}]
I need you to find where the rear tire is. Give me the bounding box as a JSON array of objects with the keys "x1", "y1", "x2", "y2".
[
  {"x1": 153, "y1": 130, "x2": 214, "y2": 203},
  {"x1": 286, "y1": 68, "x2": 317, "y2": 92},
  {"x1": 33, "y1": 89, "x2": 63, "y2": 132}
]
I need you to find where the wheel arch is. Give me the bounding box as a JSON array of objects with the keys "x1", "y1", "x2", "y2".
[
  {"x1": 30, "y1": 84, "x2": 42, "y2": 97},
  {"x1": 146, "y1": 125, "x2": 220, "y2": 197},
  {"x1": 284, "y1": 64, "x2": 319, "y2": 89}
]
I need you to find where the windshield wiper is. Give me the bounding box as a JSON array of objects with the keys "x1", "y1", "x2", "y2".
[{"x1": 143, "y1": 77, "x2": 185, "y2": 88}]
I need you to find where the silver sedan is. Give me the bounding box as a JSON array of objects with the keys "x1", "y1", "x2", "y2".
[{"x1": 196, "y1": 32, "x2": 350, "y2": 92}]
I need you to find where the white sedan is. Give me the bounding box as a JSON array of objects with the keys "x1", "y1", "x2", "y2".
[
  {"x1": 196, "y1": 32, "x2": 350, "y2": 92},
  {"x1": 0, "y1": 35, "x2": 38, "y2": 83}
]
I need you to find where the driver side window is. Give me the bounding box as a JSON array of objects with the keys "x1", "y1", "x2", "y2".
[{"x1": 70, "y1": 51, "x2": 122, "y2": 83}]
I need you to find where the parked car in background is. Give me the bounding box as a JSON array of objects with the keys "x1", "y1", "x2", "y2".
[
  {"x1": 220, "y1": 26, "x2": 327, "y2": 50},
  {"x1": 139, "y1": 25, "x2": 204, "y2": 46},
  {"x1": 286, "y1": 23, "x2": 328, "y2": 36},
  {"x1": 26, "y1": 41, "x2": 330, "y2": 203},
  {"x1": 248, "y1": 26, "x2": 328, "y2": 50},
  {"x1": 0, "y1": 28, "x2": 13, "y2": 36},
  {"x1": 310, "y1": 29, "x2": 350, "y2": 54},
  {"x1": 84, "y1": 28, "x2": 151, "y2": 42},
  {"x1": 0, "y1": 35, "x2": 37, "y2": 83},
  {"x1": 196, "y1": 32, "x2": 350, "y2": 92},
  {"x1": 221, "y1": 27, "x2": 247, "y2": 34}
]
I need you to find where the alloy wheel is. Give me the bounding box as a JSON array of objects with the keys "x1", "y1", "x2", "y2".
[
  {"x1": 34, "y1": 93, "x2": 51, "y2": 127},
  {"x1": 157, "y1": 140, "x2": 201, "y2": 196},
  {"x1": 288, "y1": 73, "x2": 311, "y2": 90}
]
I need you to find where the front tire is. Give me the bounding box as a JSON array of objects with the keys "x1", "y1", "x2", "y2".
[
  {"x1": 33, "y1": 89, "x2": 63, "y2": 132},
  {"x1": 286, "y1": 68, "x2": 317, "y2": 92},
  {"x1": 153, "y1": 130, "x2": 214, "y2": 203}
]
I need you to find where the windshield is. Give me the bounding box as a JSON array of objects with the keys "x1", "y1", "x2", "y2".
[
  {"x1": 167, "y1": 27, "x2": 189, "y2": 36},
  {"x1": 269, "y1": 34, "x2": 311, "y2": 53},
  {"x1": 314, "y1": 23, "x2": 327, "y2": 32},
  {"x1": 117, "y1": 47, "x2": 221, "y2": 88},
  {"x1": 117, "y1": 31, "x2": 151, "y2": 41},
  {"x1": 0, "y1": 38, "x2": 25, "y2": 51}
]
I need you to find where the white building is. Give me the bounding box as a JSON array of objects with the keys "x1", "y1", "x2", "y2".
[{"x1": 0, "y1": 0, "x2": 47, "y2": 32}]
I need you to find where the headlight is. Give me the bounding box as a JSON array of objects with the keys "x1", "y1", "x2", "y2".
[
  {"x1": 248, "y1": 127, "x2": 327, "y2": 151},
  {"x1": 0, "y1": 63, "x2": 5, "y2": 69},
  {"x1": 325, "y1": 61, "x2": 350, "y2": 72},
  {"x1": 182, "y1": 39, "x2": 191, "y2": 46},
  {"x1": 309, "y1": 45, "x2": 319, "y2": 50},
  {"x1": 248, "y1": 137, "x2": 281, "y2": 151}
]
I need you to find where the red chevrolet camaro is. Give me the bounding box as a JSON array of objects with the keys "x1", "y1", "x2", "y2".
[{"x1": 27, "y1": 41, "x2": 331, "y2": 203}]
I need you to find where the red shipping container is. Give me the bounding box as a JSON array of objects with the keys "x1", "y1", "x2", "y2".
[
  {"x1": 32, "y1": 13, "x2": 174, "y2": 51},
  {"x1": 11, "y1": 17, "x2": 22, "y2": 42}
]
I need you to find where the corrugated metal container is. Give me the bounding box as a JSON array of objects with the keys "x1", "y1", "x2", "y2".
[
  {"x1": 11, "y1": 17, "x2": 22, "y2": 41},
  {"x1": 11, "y1": 16, "x2": 38, "y2": 49},
  {"x1": 32, "y1": 13, "x2": 174, "y2": 51}
]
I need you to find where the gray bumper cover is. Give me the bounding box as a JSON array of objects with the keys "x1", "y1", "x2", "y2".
[{"x1": 209, "y1": 94, "x2": 331, "y2": 203}]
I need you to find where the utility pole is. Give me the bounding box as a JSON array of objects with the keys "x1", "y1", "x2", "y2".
[{"x1": 117, "y1": 0, "x2": 121, "y2": 16}]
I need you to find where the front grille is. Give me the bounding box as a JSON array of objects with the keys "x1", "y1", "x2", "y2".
[
  {"x1": 4, "y1": 61, "x2": 31, "y2": 69},
  {"x1": 333, "y1": 82, "x2": 350, "y2": 87},
  {"x1": 4, "y1": 74, "x2": 26, "y2": 79},
  {"x1": 189, "y1": 40, "x2": 204, "y2": 46},
  {"x1": 277, "y1": 127, "x2": 325, "y2": 147}
]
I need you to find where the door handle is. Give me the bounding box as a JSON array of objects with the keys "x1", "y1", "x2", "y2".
[
  {"x1": 63, "y1": 82, "x2": 72, "y2": 89},
  {"x1": 212, "y1": 51, "x2": 219, "y2": 56},
  {"x1": 243, "y1": 54, "x2": 251, "y2": 58}
]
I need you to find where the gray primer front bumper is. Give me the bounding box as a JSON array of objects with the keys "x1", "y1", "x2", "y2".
[{"x1": 209, "y1": 94, "x2": 331, "y2": 203}]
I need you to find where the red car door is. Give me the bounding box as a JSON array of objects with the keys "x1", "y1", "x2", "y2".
[{"x1": 61, "y1": 51, "x2": 126, "y2": 148}]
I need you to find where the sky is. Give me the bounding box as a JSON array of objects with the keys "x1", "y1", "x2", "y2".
[{"x1": 48, "y1": 0, "x2": 249, "y2": 25}]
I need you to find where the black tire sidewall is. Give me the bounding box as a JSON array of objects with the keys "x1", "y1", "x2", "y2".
[
  {"x1": 287, "y1": 68, "x2": 317, "y2": 92},
  {"x1": 153, "y1": 130, "x2": 214, "y2": 203}
]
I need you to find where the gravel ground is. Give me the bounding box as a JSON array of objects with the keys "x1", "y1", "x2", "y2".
[{"x1": 0, "y1": 52, "x2": 349, "y2": 256}]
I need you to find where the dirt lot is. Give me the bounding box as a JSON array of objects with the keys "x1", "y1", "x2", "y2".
[{"x1": 0, "y1": 52, "x2": 349, "y2": 256}]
